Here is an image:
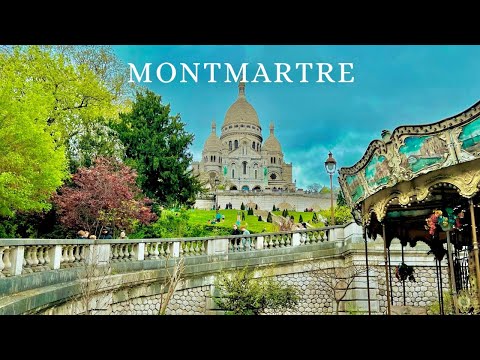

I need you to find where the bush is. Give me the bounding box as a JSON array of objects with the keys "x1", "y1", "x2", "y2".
[
  {"x1": 267, "y1": 212, "x2": 273, "y2": 223},
  {"x1": 255, "y1": 204, "x2": 258, "y2": 210},
  {"x1": 312, "y1": 212, "x2": 319, "y2": 224},
  {"x1": 319, "y1": 205, "x2": 353, "y2": 225},
  {"x1": 299, "y1": 214, "x2": 304, "y2": 223},
  {"x1": 214, "y1": 267, "x2": 299, "y2": 315},
  {"x1": 272, "y1": 204, "x2": 276, "y2": 211},
  {"x1": 241, "y1": 202, "x2": 245, "y2": 210},
  {"x1": 247, "y1": 208, "x2": 254, "y2": 216},
  {"x1": 258, "y1": 215, "x2": 263, "y2": 222}
]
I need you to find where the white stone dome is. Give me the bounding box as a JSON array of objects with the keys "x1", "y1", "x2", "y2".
[{"x1": 222, "y1": 83, "x2": 261, "y2": 128}]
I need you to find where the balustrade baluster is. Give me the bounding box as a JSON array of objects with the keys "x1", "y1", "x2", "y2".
[
  {"x1": 24, "y1": 247, "x2": 34, "y2": 272},
  {"x1": 79, "y1": 246, "x2": 86, "y2": 262},
  {"x1": 184, "y1": 242, "x2": 190, "y2": 256},
  {"x1": 0, "y1": 247, "x2": 5, "y2": 276},
  {"x1": 112, "y1": 244, "x2": 119, "y2": 262},
  {"x1": 37, "y1": 246, "x2": 45, "y2": 268},
  {"x1": 74, "y1": 245, "x2": 81, "y2": 263},
  {"x1": 118, "y1": 244, "x2": 124, "y2": 261},
  {"x1": 159, "y1": 243, "x2": 166, "y2": 258},
  {"x1": 31, "y1": 246, "x2": 40, "y2": 269},
  {"x1": 68, "y1": 245, "x2": 75, "y2": 263},
  {"x1": 179, "y1": 242, "x2": 184, "y2": 257},
  {"x1": 144, "y1": 243, "x2": 150, "y2": 259},
  {"x1": 200, "y1": 240, "x2": 206, "y2": 255},
  {"x1": 129, "y1": 244, "x2": 136, "y2": 260},
  {"x1": 3, "y1": 247, "x2": 12, "y2": 275},
  {"x1": 44, "y1": 246, "x2": 51, "y2": 268},
  {"x1": 152, "y1": 243, "x2": 160, "y2": 259}
]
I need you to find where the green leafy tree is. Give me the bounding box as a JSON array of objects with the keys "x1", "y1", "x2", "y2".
[
  {"x1": 337, "y1": 189, "x2": 347, "y2": 206},
  {"x1": 0, "y1": 46, "x2": 127, "y2": 145},
  {"x1": 113, "y1": 90, "x2": 202, "y2": 206},
  {"x1": 68, "y1": 120, "x2": 125, "y2": 172},
  {"x1": 214, "y1": 267, "x2": 299, "y2": 315},
  {"x1": 319, "y1": 206, "x2": 353, "y2": 225},
  {"x1": 0, "y1": 53, "x2": 68, "y2": 217}
]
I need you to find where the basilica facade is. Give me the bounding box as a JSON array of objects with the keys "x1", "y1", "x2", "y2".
[{"x1": 192, "y1": 83, "x2": 295, "y2": 192}]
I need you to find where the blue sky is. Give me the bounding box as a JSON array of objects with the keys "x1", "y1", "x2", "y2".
[{"x1": 112, "y1": 45, "x2": 480, "y2": 189}]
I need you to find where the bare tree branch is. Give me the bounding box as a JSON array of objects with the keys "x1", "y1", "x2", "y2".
[{"x1": 310, "y1": 262, "x2": 368, "y2": 315}]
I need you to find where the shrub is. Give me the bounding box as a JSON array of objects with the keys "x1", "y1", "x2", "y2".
[
  {"x1": 258, "y1": 215, "x2": 263, "y2": 221},
  {"x1": 241, "y1": 202, "x2": 245, "y2": 210},
  {"x1": 267, "y1": 212, "x2": 273, "y2": 223},
  {"x1": 299, "y1": 214, "x2": 304, "y2": 223},
  {"x1": 214, "y1": 267, "x2": 299, "y2": 315}
]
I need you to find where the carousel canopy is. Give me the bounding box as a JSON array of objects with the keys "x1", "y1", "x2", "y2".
[{"x1": 339, "y1": 100, "x2": 480, "y2": 225}]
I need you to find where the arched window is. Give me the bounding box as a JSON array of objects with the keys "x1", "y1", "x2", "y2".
[
  {"x1": 234, "y1": 140, "x2": 238, "y2": 149},
  {"x1": 257, "y1": 143, "x2": 259, "y2": 151},
  {"x1": 229, "y1": 141, "x2": 232, "y2": 150},
  {"x1": 252, "y1": 141, "x2": 255, "y2": 149},
  {"x1": 274, "y1": 157, "x2": 276, "y2": 164},
  {"x1": 232, "y1": 169, "x2": 235, "y2": 178},
  {"x1": 210, "y1": 156, "x2": 213, "y2": 162},
  {"x1": 255, "y1": 169, "x2": 257, "y2": 179},
  {"x1": 213, "y1": 155, "x2": 216, "y2": 162},
  {"x1": 243, "y1": 161, "x2": 247, "y2": 175}
]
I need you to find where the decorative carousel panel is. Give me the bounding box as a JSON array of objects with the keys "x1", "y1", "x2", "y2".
[
  {"x1": 364, "y1": 154, "x2": 390, "y2": 192},
  {"x1": 345, "y1": 174, "x2": 365, "y2": 204},
  {"x1": 457, "y1": 116, "x2": 480, "y2": 158},
  {"x1": 397, "y1": 135, "x2": 449, "y2": 175}
]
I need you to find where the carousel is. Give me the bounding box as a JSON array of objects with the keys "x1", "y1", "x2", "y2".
[{"x1": 338, "y1": 100, "x2": 480, "y2": 315}]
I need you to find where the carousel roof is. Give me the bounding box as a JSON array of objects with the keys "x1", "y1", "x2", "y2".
[{"x1": 339, "y1": 100, "x2": 480, "y2": 221}]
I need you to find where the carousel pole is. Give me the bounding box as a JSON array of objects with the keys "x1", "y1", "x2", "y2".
[
  {"x1": 382, "y1": 223, "x2": 391, "y2": 315},
  {"x1": 388, "y1": 247, "x2": 394, "y2": 305},
  {"x1": 401, "y1": 244, "x2": 406, "y2": 306},
  {"x1": 446, "y1": 231, "x2": 459, "y2": 314},
  {"x1": 468, "y1": 199, "x2": 480, "y2": 302},
  {"x1": 363, "y1": 224, "x2": 372, "y2": 315}
]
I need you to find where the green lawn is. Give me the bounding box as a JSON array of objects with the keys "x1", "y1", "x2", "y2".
[
  {"x1": 186, "y1": 209, "x2": 324, "y2": 234},
  {"x1": 187, "y1": 209, "x2": 277, "y2": 234}
]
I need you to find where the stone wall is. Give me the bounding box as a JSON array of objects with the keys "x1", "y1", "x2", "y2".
[
  {"x1": 109, "y1": 286, "x2": 210, "y2": 315},
  {"x1": 377, "y1": 266, "x2": 449, "y2": 314},
  {"x1": 195, "y1": 192, "x2": 331, "y2": 211}
]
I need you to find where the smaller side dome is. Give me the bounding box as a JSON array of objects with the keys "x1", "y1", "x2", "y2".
[
  {"x1": 263, "y1": 122, "x2": 282, "y2": 152},
  {"x1": 204, "y1": 120, "x2": 223, "y2": 151}
]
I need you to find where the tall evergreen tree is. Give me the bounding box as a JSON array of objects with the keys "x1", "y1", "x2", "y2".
[{"x1": 113, "y1": 90, "x2": 202, "y2": 206}]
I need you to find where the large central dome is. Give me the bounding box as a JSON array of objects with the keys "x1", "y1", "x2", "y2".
[{"x1": 222, "y1": 82, "x2": 261, "y2": 128}]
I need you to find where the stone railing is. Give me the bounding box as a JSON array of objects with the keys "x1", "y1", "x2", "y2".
[
  {"x1": 0, "y1": 239, "x2": 96, "y2": 277},
  {"x1": 0, "y1": 226, "x2": 341, "y2": 278}
]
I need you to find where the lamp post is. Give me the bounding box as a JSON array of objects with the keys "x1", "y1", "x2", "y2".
[
  {"x1": 214, "y1": 177, "x2": 220, "y2": 210},
  {"x1": 324, "y1": 151, "x2": 337, "y2": 226}
]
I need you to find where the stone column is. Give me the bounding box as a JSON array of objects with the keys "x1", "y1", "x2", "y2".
[
  {"x1": 48, "y1": 245, "x2": 63, "y2": 270},
  {"x1": 10, "y1": 246, "x2": 25, "y2": 275}
]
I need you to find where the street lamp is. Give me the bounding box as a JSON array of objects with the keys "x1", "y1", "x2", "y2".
[
  {"x1": 325, "y1": 151, "x2": 337, "y2": 226},
  {"x1": 214, "y1": 177, "x2": 220, "y2": 210}
]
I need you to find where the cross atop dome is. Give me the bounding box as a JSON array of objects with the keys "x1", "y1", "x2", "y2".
[
  {"x1": 270, "y1": 122, "x2": 275, "y2": 134},
  {"x1": 238, "y1": 81, "x2": 246, "y2": 98},
  {"x1": 211, "y1": 120, "x2": 216, "y2": 133}
]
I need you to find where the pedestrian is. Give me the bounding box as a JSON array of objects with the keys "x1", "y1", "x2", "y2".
[
  {"x1": 240, "y1": 225, "x2": 251, "y2": 250},
  {"x1": 120, "y1": 230, "x2": 128, "y2": 239},
  {"x1": 232, "y1": 224, "x2": 241, "y2": 249}
]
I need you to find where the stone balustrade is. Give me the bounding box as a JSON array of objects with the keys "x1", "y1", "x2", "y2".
[{"x1": 0, "y1": 226, "x2": 341, "y2": 278}]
